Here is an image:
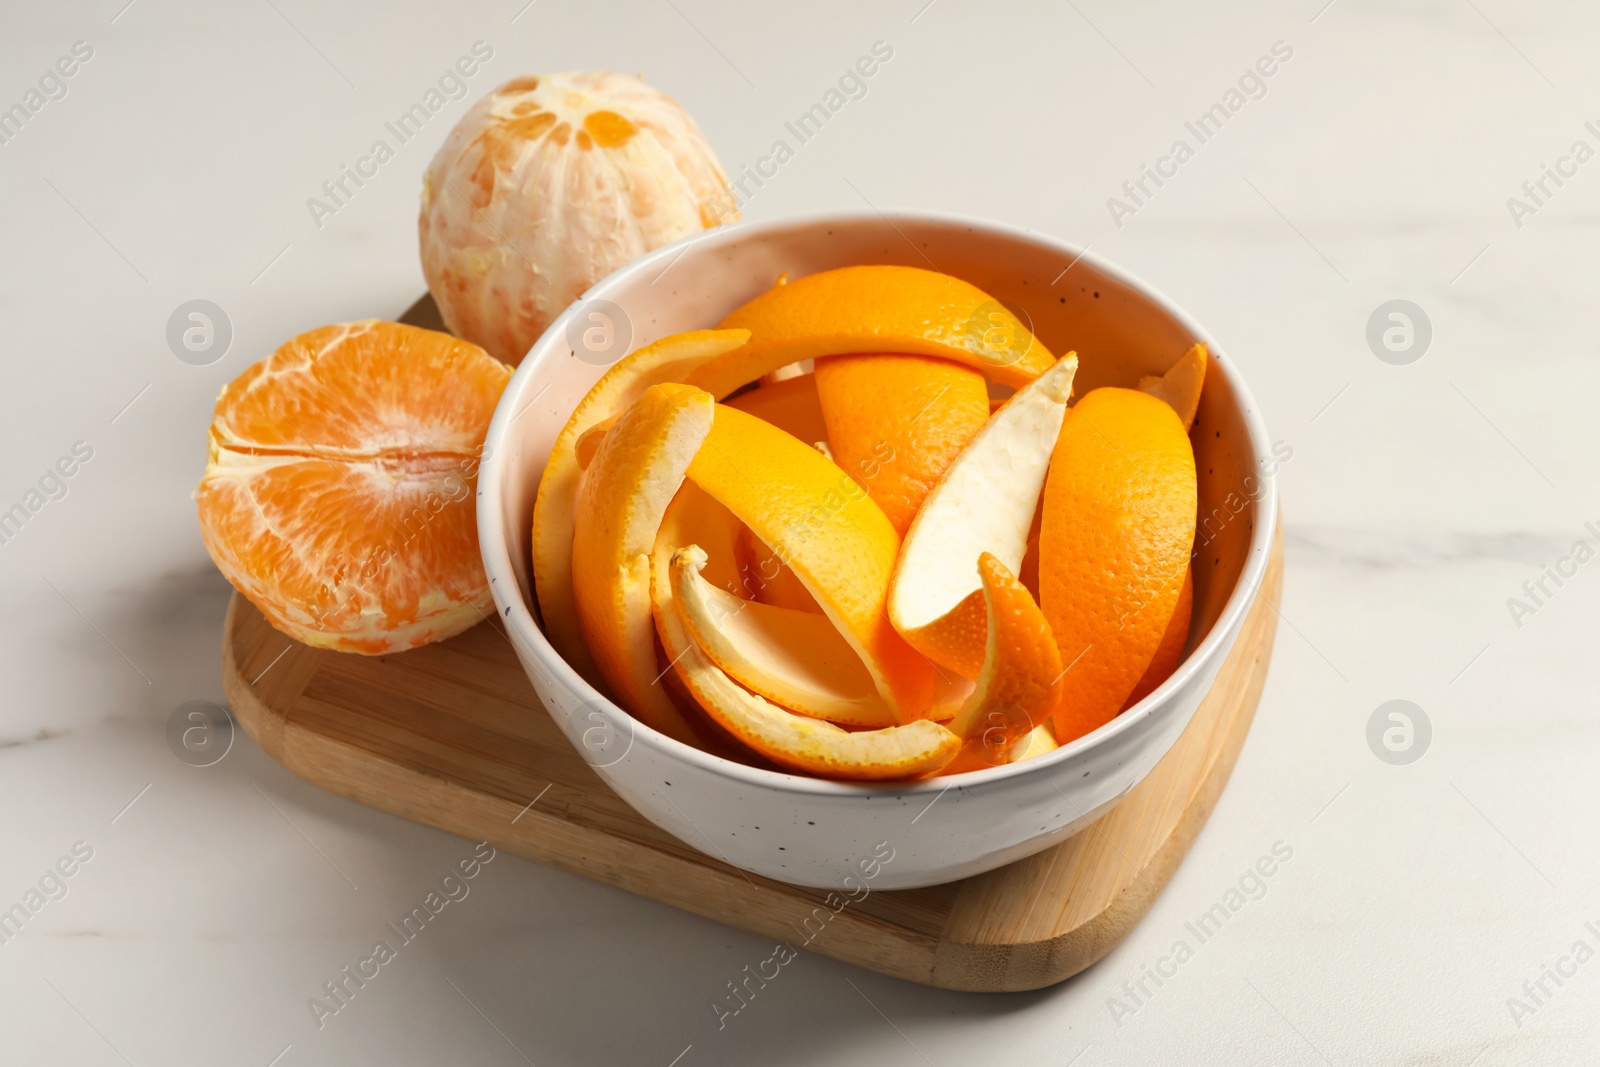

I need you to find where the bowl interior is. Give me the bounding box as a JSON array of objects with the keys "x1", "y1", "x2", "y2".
[{"x1": 489, "y1": 211, "x2": 1267, "y2": 747}]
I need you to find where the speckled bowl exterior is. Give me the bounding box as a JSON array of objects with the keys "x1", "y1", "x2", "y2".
[{"x1": 477, "y1": 211, "x2": 1277, "y2": 890}]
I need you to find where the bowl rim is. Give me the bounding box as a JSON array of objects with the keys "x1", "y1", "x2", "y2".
[{"x1": 477, "y1": 207, "x2": 1278, "y2": 798}]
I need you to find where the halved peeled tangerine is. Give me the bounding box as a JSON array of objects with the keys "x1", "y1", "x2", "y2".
[
  {"x1": 197, "y1": 321, "x2": 510, "y2": 655},
  {"x1": 536, "y1": 264, "x2": 1207, "y2": 780}
]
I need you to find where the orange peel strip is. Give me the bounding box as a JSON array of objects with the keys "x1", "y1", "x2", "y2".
[
  {"x1": 696, "y1": 265, "x2": 1056, "y2": 395},
  {"x1": 685, "y1": 403, "x2": 938, "y2": 722},
  {"x1": 533, "y1": 328, "x2": 749, "y2": 685},
  {"x1": 1137, "y1": 342, "x2": 1208, "y2": 431},
  {"x1": 1043, "y1": 388, "x2": 1197, "y2": 746},
  {"x1": 672, "y1": 545, "x2": 897, "y2": 728},
  {"x1": 654, "y1": 547, "x2": 958, "y2": 779},
  {"x1": 1124, "y1": 566, "x2": 1194, "y2": 709},
  {"x1": 814, "y1": 353, "x2": 991, "y2": 536},
  {"x1": 734, "y1": 524, "x2": 821, "y2": 613},
  {"x1": 569, "y1": 382, "x2": 713, "y2": 743},
  {"x1": 724, "y1": 373, "x2": 830, "y2": 450},
  {"x1": 888, "y1": 354, "x2": 1078, "y2": 677},
  {"x1": 1015, "y1": 722, "x2": 1059, "y2": 762},
  {"x1": 939, "y1": 554, "x2": 1063, "y2": 774}
]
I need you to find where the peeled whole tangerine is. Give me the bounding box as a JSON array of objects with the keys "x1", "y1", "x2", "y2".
[{"x1": 420, "y1": 71, "x2": 739, "y2": 365}]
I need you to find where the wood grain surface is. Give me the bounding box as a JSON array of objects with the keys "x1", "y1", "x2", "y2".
[{"x1": 221, "y1": 523, "x2": 1281, "y2": 992}]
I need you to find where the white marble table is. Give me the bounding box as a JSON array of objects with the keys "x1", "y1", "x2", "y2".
[{"x1": 3, "y1": 1, "x2": 1596, "y2": 1063}]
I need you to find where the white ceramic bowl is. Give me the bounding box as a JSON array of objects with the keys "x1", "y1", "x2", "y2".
[{"x1": 478, "y1": 211, "x2": 1276, "y2": 891}]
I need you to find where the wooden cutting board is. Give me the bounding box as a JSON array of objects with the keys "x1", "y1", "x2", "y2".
[{"x1": 221, "y1": 517, "x2": 1281, "y2": 994}]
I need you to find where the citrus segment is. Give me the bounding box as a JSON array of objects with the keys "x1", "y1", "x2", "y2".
[
  {"x1": 196, "y1": 321, "x2": 509, "y2": 654},
  {"x1": 654, "y1": 548, "x2": 958, "y2": 779},
  {"x1": 1124, "y1": 566, "x2": 1194, "y2": 708},
  {"x1": 569, "y1": 382, "x2": 713, "y2": 743},
  {"x1": 532, "y1": 328, "x2": 748, "y2": 684},
  {"x1": 207, "y1": 321, "x2": 509, "y2": 458},
  {"x1": 697, "y1": 265, "x2": 1055, "y2": 394},
  {"x1": 684, "y1": 403, "x2": 937, "y2": 721},
  {"x1": 1138, "y1": 342, "x2": 1207, "y2": 431},
  {"x1": 941, "y1": 554, "x2": 1063, "y2": 772},
  {"x1": 1042, "y1": 388, "x2": 1197, "y2": 746},
  {"x1": 888, "y1": 355, "x2": 1078, "y2": 675},
  {"x1": 814, "y1": 353, "x2": 991, "y2": 534}
]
